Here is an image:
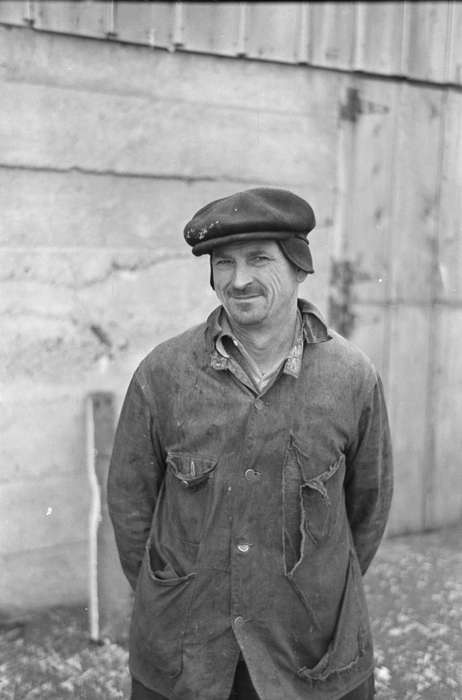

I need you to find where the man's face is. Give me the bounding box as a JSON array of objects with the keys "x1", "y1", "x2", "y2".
[{"x1": 211, "y1": 240, "x2": 301, "y2": 328}]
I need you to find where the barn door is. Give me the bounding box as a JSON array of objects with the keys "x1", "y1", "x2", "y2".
[{"x1": 331, "y1": 77, "x2": 452, "y2": 535}]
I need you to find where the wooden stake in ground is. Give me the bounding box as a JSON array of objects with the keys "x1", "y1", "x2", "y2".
[{"x1": 86, "y1": 392, "x2": 132, "y2": 643}]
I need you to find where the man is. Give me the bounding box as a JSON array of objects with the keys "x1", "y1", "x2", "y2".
[{"x1": 108, "y1": 188, "x2": 393, "y2": 700}]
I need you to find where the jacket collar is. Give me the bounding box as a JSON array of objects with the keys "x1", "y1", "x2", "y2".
[{"x1": 205, "y1": 298, "x2": 331, "y2": 354}]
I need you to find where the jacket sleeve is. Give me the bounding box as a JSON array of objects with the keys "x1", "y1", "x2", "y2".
[
  {"x1": 107, "y1": 372, "x2": 164, "y2": 590},
  {"x1": 345, "y1": 372, "x2": 393, "y2": 575}
]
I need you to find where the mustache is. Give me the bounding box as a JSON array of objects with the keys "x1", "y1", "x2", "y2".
[{"x1": 227, "y1": 285, "x2": 264, "y2": 298}]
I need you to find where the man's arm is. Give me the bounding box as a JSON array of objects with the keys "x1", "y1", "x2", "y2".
[
  {"x1": 345, "y1": 373, "x2": 393, "y2": 575},
  {"x1": 107, "y1": 373, "x2": 164, "y2": 590}
]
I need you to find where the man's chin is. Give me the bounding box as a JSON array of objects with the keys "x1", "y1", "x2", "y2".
[
  {"x1": 222, "y1": 297, "x2": 267, "y2": 325},
  {"x1": 226, "y1": 307, "x2": 265, "y2": 326}
]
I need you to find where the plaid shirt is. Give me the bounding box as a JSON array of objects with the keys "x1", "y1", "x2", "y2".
[{"x1": 213, "y1": 309, "x2": 304, "y2": 394}]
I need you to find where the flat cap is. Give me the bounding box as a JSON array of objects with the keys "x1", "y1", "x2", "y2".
[{"x1": 183, "y1": 187, "x2": 315, "y2": 272}]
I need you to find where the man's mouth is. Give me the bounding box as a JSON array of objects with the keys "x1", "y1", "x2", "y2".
[{"x1": 229, "y1": 290, "x2": 262, "y2": 300}]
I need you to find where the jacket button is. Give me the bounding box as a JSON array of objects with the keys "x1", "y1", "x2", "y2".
[
  {"x1": 234, "y1": 616, "x2": 244, "y2": 626},
  {"x1": 237, "y1": 543, "x2": 250, "y2": 553},
  {"x1": 245, "y1": 469, "x2": 261, "y2": 482}
]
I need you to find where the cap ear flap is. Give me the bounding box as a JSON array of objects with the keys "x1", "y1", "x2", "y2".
[
  {"x1": 209, "y1": 256, "x2": 215, "y2": 289},
  {"x1": 278, "y1": 236, "x2": 314, "y2": 274}
]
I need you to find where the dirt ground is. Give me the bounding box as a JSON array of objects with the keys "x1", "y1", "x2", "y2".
[{"x1": 1, "y1": 524, "x2": 461, "y2": 700}]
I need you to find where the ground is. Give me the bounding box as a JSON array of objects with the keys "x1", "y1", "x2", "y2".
[{"x1": 1, "y1": 524, "x2": 461, "y2": 700}]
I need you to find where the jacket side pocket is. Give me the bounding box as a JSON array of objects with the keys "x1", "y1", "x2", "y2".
[
  {"x1": 130, "y1": 543, "x2": 196, "y2": 679},
  {"x1": 298, "y1": 550, "x2": 370, "y2": 683}
]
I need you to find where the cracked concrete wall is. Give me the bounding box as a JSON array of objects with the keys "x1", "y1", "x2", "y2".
[{"x1": 0, "y1": 26, "x2": 338, "y2": 612}]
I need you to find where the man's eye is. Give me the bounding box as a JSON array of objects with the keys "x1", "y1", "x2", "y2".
[
  {"x1": 252, "y1": 256, "x2": 270, "y2": 263},
  {"x1": 214, "y1": 259, "x2": 232, "y2": 266}
]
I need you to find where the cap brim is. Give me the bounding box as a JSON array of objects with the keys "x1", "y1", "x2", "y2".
[{"x1": 192, "y1": 230, "x2": 299, "y2": 256}]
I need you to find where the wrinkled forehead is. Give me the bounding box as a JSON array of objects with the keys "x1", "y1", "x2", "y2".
[{"x1": 211, "y1": 239, "x2": 282, "y2": 259}]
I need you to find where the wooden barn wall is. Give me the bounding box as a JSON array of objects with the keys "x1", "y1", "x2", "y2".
[
  {"x1": 0, "y1": 8, "x2": 461, "y2": 611},
  {"x1": 0, "y1": 1, "x2": 461, "y2": 85},
  {"x1": 333, "y1": 79, "x2": 462, "y2": 534}
]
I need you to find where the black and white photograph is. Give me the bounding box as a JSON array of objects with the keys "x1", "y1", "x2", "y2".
[{"x1": 0, "y1": 2, "x2": 461, "y2": 699}]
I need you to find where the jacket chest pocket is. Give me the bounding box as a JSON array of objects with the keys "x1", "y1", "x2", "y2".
[
  {"x1": 299, "y1": 452, "x2": 345, "y2": 544},
  {"x1": 164, "y1": 452, "x2": 217, "y2": 544},
  {"x1": 284, "y1": 437, "x2": 346, "y2": 573}
]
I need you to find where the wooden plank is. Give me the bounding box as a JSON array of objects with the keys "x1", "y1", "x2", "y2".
[
  {"x1": 438, "y1": 91, "x2": 462, "y2": 301},
  {"x1": 245, "y1": 2, "x2": 300, "y2": 63},
  {"x1": 309, "y1": 1, "x2": 357, "y2": 70},
  {"x1": 447, "y1": 1, "x2": 462, "y2": 85},
  {"x1": 181, "y1": 2, "x2": 241, "y2": 56},
  {"x1": 329, "y1": 77, "x2": 395, "y2": 390},
  {"x1": 336, "y1": 79, "x2": 397, "y2": 307},
  {"x1": 354, "y1": 2, "x2": 404, "y2": 75},
  {"x1": 87, "y1": 392, "x2": 132, "y2": 642},
  {"x1": 388, "y1": 83, "x2": 444, "y2": 304},
  {"x1": 431, "y1": 306, "x2": 462, "y2": 528},
  {"x1": 402, "y1": 1, "x2": 452, "y2": 82},
  {"x1": 114, "y1": 1, "x2": 172, "y2": 48},
  {"x1": 347, "y1": 303, "x2": 388, "y2": 380},
  {"x1": 0, "y1": 24, "x2": 338, "y2": 115},
  {"x1": 298, "y1": 216, "x2": 333, "y2": 318},
  {"x1": 34, "y1": 0, "x2": 107, "y2": 38},
  {"x1": 386, "y1": 304, "x2": 431, "y2": 534}
]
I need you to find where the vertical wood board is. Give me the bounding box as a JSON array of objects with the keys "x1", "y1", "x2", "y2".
[
  {"x1": 402, "y1": 1, "x2": 452, "y2": 83},
  {"x1": 245, "y1": 2, "x2": 300, "y2": 63},
  {"x1": 354, "y1": 2, "x2": 404, "y2": 75},
  {"x1": 180, "y1": 2, "x2": 240, "y2": 56},
  {"x1": 388, "y1": 84, "x2": 444, "y2": 303},
  {"x1": 431, "y1": 306, "x2": 462, "y2": 527},
  {"x1": 0, "y1": 1, "x2": 461, "y2": 86},
  {"x1": 113, "y1": 1, "x2": 172, "y2": 48},
  {"x1": 386, "y1": 305, "x2": 432, "y2": 534},
  {"x1": 338, "y1": 79, "x2": 397, "y2": 306},
  {"x1": 447, "y1": 1, "x2": 462, "y2": 84},
  {"x1": 438, "y1": 91, "x2": 462, "y2": 302},
  {"x1": 33, "y1": 1, "x2": 107, "y2": 38},
  {"x1": 348, "y1": 304, "x2": 388, "y2": 381},
  {"x1": 309, "y1": 2, "x2": 357, "y2": 70}
]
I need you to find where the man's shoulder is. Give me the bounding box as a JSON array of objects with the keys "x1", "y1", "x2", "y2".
[
  {"x1": 320, "y1": 327, "x2": 380, "y2": 386},
  {"x1": 139, "y1": 320, "x2": 208, "y2": 372}
]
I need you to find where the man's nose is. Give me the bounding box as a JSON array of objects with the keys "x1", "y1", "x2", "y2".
[{"x1": 232, "y1": 262, "x2": 253, "y2": 289}]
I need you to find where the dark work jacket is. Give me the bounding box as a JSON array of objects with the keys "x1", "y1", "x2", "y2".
[{"x1": 107, "y1": 299, "x2": 393, "y2": 700}]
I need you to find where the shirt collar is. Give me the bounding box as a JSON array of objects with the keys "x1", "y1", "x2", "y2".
[{"x1": 206, "y1": 299, "x2": 331, "y2": 379}]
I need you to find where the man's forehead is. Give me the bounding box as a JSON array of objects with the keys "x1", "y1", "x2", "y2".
[{"x1": 212, "y1": 239, "x2": 280, "y2": 257}]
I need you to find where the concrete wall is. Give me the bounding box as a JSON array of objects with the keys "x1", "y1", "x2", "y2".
[{"x1": 0, "y1": 26, "x2": 338, "y2": 612}]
